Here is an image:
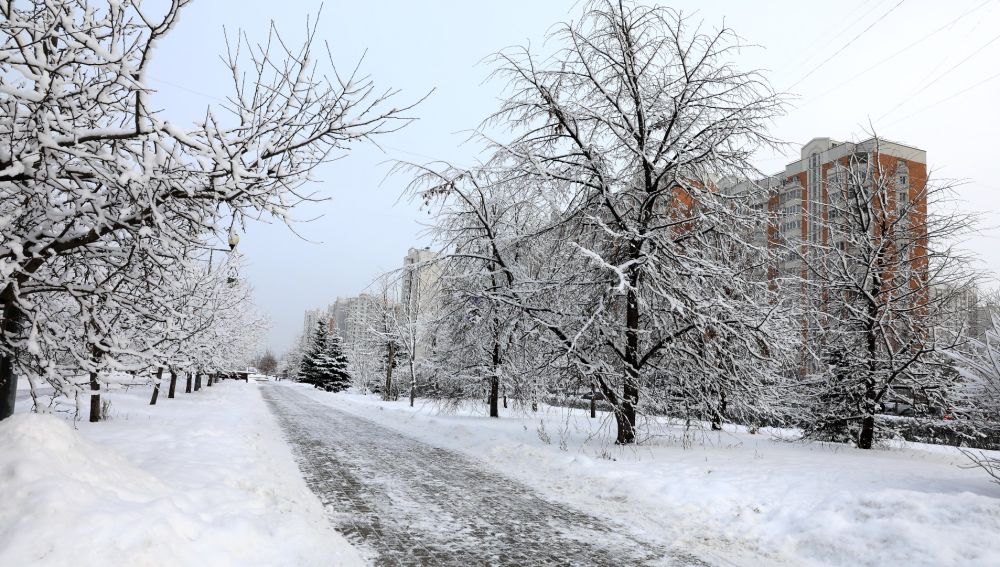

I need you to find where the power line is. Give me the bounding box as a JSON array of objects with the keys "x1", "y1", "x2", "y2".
[
  {"x1": 876, "y1": 28, "x2": 1000, "y2": 122},
  {"x1": 797, "y1": 0, "x2": 992, "y2": 109},
  {"x1": 884, "y1": 69, "x2": 1000, "y2": 128},
  {"x1": 778, "y1": 0, "x2": 885, "y2": 73},
  {"x1": 148, "y1": 75, "x2": 228, "y2": 103},
  {"x1": 786, "y1": 0, "x2": 907, "y2": 91}
]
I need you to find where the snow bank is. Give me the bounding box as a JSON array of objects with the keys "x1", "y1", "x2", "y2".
[
  {"x1": 0, "y1": 382, "x2": 364, "y2": 567},
  {"x1": 291, "y1": 385, "x2": 1000, "y2": 567}
]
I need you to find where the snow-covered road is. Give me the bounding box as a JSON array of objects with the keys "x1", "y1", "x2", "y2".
[{"x1": 262, "y1": 384, "x2": 707, "y2": 566}]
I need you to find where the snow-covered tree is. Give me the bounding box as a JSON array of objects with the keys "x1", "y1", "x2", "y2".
[
  {"x1": 299, "y1": 321, "x2": 351, "y2": 392},
  {"x1": 0, "y1": 0, "x2": 416, "y2": 419},
  {"x1": 404, "y1": 168, "x2": 550, "y2": 417},
  {"x1": 256, "y1": 351, "x2": 278, "y2": 376},
  {"x1": 798, "y1": 139, "x2": 975, "y2": 448},
  {"x1": 408, "y1": 1, "x2": 793, "y2": 443},
  {"x1": 949, "y1": 310, "x2": 1000, "y2": 483}
]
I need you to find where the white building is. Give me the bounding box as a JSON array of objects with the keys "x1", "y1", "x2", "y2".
[
  {"x1": 401, "y1": 247, "x2": 441, "y2": 321},
  {"x1": 400, "y1": 247, "x2": 442, "y2": 359}
]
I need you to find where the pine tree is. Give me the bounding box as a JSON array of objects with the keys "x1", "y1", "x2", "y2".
[
  {"x1": 299, "y1": 321, "x2": 330, "y2": 388},
  {"x1": 299, "y1": 320, "x2": 353, "y2": 392},
  {"x1": 323, "y1": 333, "x2": 353, "y2": 392}
]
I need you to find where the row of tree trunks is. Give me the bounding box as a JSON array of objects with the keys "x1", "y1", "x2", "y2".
[{"x1": 150, "y1": 370, "x2": 217, "y2": 406}]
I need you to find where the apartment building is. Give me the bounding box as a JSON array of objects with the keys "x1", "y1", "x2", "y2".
[
  {"x1": 731, "y1": 136, "x2": 931, "y2": 372},
  {"x1": 401, "y1": 247, "x2": 441, "y2": 318},
  {"x1": 401, "y1": 247, "x2": 442, "y2": 359},
  {"x1": 302, "y1": 308, "x2": 324, "y2": 336},
  {"x1": 749, "y1": 136, "x2": 928, "y2": 283},
  {"x1": 343, "y1": 293, "x2": 378, "y2": 351}
]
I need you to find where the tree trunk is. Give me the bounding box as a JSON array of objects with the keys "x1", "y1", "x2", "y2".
[
  {"x1": 409, "y1": 362, "x2": 416, "y2": 407},
  {"x1": 194, "y1": 373, "x2": 202, "y2": 391},
  {"x1": 168, "y1": 369, "x2": 177, "y2": 398},
  {"x1": 617, "y1": 284, "x2": 641, "y2": 445},
  {"x1": 207, "y1": 373, "x2": 213, "y2": 387},
  {"x1": 150, "y1": 367, "x2": 163, "y2": 405},
  {"x1": 489, "y1": 375, "x2": 499, "y2": 418},
  {"x1": 590, "y1": 382, "x2": 596, "y2": 419},
  {"x1": 89, "y1": 370, "x2": 101, "y2": 423},
  {"x1": 489, "y1": 333, "x2": 501, "y2": 418},
  {"x1": 185, "y1": 372, "x2": 193, "y2": 393},
  {"x1": 0, "y1": 300, "x2": 21, "y2": 421},
  {"x1": 383, "y1": 341, "x2": 395, "y2": 402},
  {"x1": 858, "y1": 413, "x2": 876, "y2": 449},
  {"x1": 711, "y1": 388, "x2": 726, "y2": 431}
]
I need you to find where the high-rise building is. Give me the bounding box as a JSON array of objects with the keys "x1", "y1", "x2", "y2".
[
  {"x1": 302, "y1": 308, "x2": 323, "y2": 336},
  {"x1": 401, "y1": 247, "x2": 441, "y2": 318},
  {"x1": 328, "y1": 297, "x2": 351, "y2": 339},
  {"x1": 731, "y1": 136, "x2": 930, "y2": 373},
  {"x1": 401, "y1": 247, "x2": 442, "y2": 359},
  {"x1": 343, "y1": 293, "x2": 378, "y2": 351},
  {"x1": 749, "y1": 136, "x2": 927, "y2": 283}
]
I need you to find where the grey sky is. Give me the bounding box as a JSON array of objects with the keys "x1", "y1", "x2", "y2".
[{"x1": 147, "y1": 0, "x2": 1000, "y2": 354}]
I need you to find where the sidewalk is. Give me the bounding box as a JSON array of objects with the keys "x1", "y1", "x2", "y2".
[{"x1": 0, "y1": 380, "x2": 365, "y2": 567}]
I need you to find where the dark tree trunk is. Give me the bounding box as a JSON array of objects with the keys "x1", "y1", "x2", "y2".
[
  {"x1": 590, "y1": 382, "x2": 596, "y2": 419},
  {"x1": 383, "y1": 340, "x2": 395, "y2": 402},
  {"x1": 0, "y1": 300, "x2": 22, "y2": 421},
  {"x1": 194, "y1": 373, "x2": 202, "y2": 391},
  {"x1": 489, "y1": 376, "x2": 499, "y2": 418},
  {"x1": 503, "y1": 389, "x2": 508, "y2": 409},
  {"x1": 489, "y1": 332, "x2": 501, "y2": 418},
  {"x1": 711, "y1": 389, "x2": 727, "y2": 431},
  {"x1": 150, "y1": 367, "x2": 163, "y2": 405},
  {"x1": 858, "y1": 287, "x2": 881, "y2": 450},
  {"x1": 617, "y1": 284, "x2": 641, "y2": 445},
  {"x1": 89, "y1": 370, "x2": 101, "y2": 423},
  {"x1": 168, "y1": 369, "x2": 177, "y2": 398},
  {"x1": 858, "y1": 413, "x2": 875, "y2": 449},
  {"x1": 185, "y1": 372, "x2": 193, "y2": 393},
  {"x1": 207, "y1": 373, "x2": 213, "y2": 387}
]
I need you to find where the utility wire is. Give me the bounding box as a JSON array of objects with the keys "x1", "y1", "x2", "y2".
[
  {"x1": 779, "y1": 0, "x2": 885, "y2": 73},
  {"x1": 884, "y1": 69, "x2": 1000, "y2": 128},
  {"x1": 786, "y1": 0, "x2": 907, "y2": 91},
  {"x1": 798, "y1": 0, "x2": 992, "y2": 109},
  {"x1": 876, "y1": 28, "x2": 1000, "y2": 122},
  {"x1": 149, "y1": 76, "x2": 229, "y2": 103}
]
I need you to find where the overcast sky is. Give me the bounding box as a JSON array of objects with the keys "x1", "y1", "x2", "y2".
[{"x1": 147, "y1": 0, "x2": 1000, "y2": 354}]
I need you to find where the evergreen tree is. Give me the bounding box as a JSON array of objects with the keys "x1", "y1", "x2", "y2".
[
  {"x1": 299, "y1": 321, "x2": 330, "y2": 388},
  {"x1": 323, "y1": 333, "x2": 353, "y2": 392},
  {"x1": 299, "y1": 320, "x2": 353, "y2": 392}
]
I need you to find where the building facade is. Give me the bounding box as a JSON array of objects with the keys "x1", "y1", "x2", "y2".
[
  {"x1": 733, "y1": 136, "x2": 930, "y2": 373},
  {"x1": 753, "y1": 136, "x2": 928, "y2": 283},
  {"x1": 400, "y1": 247, "x2": 442, "y2": 359}
]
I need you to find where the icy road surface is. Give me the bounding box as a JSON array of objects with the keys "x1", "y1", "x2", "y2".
[{"x1": 262, "y1": 384, "x2": 708, "y2": 567}]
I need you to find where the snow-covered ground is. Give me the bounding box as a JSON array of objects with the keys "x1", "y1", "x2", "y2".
[
  {"x1": 290, "y1": 384, "x2": 1000, "y2": 567},
  {"x1": 0, "y1": 380, "x2": 365, "y2": 567}
]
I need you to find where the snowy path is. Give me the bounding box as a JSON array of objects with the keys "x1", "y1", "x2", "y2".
[{"x1": 262, "y1": 384, "x2": 708, "y2": 567}]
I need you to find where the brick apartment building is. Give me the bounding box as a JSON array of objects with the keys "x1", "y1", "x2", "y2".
[
  {"x1": 745, "y1": 136, "x2": 927, "y2": 282},
  {"x1": 731, "y1": 136, "x2": 930, "y2": 372}
]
